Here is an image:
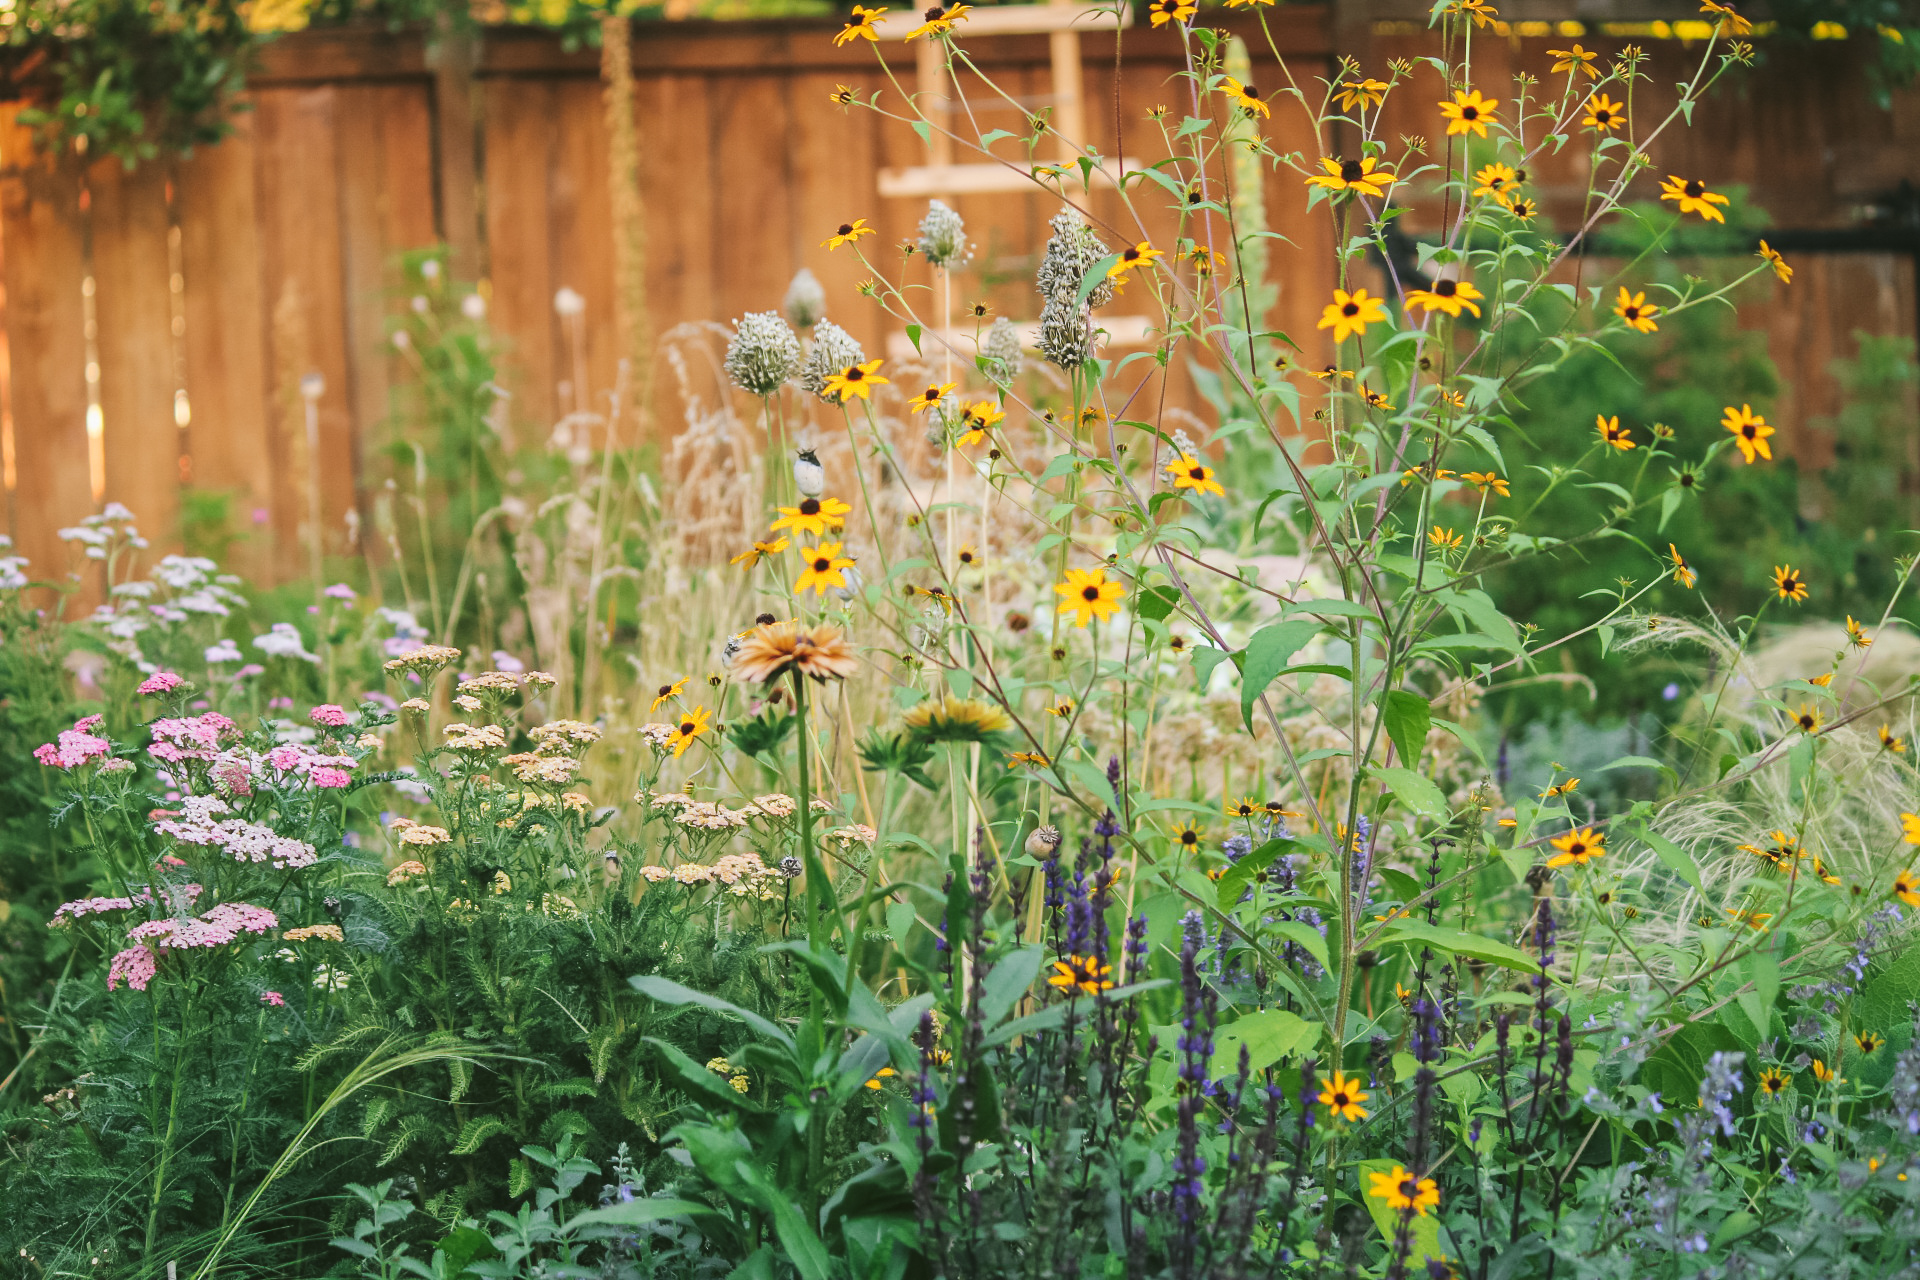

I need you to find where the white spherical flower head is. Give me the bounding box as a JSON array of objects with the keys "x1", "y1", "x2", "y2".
[{"x1": 553, "y1": 287, "x2": 586, "y2": 317}]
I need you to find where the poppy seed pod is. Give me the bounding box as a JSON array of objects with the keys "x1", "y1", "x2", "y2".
[{"x1": 724, "y1": 311, "x2": 801, "y2": 398}]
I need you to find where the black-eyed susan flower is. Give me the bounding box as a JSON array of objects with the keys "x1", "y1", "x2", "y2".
[
  {"x1": 667, "y1": 705, "x2": 712, "y2": 757},
  {"x1": 1107, "y1": 241, "x2": 1164, "y2": 280},
  {"x1": 1148, "y1": 0, "x2": 1196, "y2": 25},
  {"x1": 1400, "y1": 465, "x2": 1456, "y2": 487},
  {"x1": 1738, "y1": 830, "x2": 1800, "y2": 868},
  {"x1": 1881, "y1": 725, "x2": 1907, "y2": 754},
  {"x1": 829, "y1": 84, "x2": 859, "y2": 106},
  {"x1": 1811, "y1": 855, "x2": 1842, "y2": 885},
  {"x1": 956, "y1": 401, "x2": 1004, "y2": 447},
  {"x1": 1007, "y1": 750, "x2": 1052, "y2": 769},
  {"x1": 1048, "y1": 954, "x2": 1115, "y2": 995},
  {"x1": 864, "y1": 1066, "x2": 898, "y2": 1090},
  {"x1": 1729, "y1": 907, "x2": 1773, "y2": 931},
  {"x1": 1723, "y1": 404, "x2": 1774, "y2": 463},
  {"x1": 1166, "y1": 454, "x2": 1226, "y2": 497},
  {"x1": 1900, "y1": 813, "x2": 1920, "y2": 845},
  {"x1": 1439, "y1": 88, "x2": 1499, "y2": 137},
  {"x1": 1334, "y1": 78, "x2": 1391, "y2": 111},
  {"x1": 1054, "y1": 567, "x2": 1125, "y2": 627},
  {"x1": 1660, "y1": 175, "x2": 1731, "y2": 223},
  {"x1": 1596, "y1": 414, "x2": 1635, "y2": 451},
  {"x1": 1757, "y1": 1066, "x2": 1790, "y2": 1097},
  {"x1": 730, "y1": 537, "x2": 790, "y2": 570},
  {"x1": 1700, "y1": 0, "x2": 1752, "y2": 35},
  {"x1": 1045, "y1": 699, "x2": 1074, "y2": 718},
  {"x1": 1540, "y1": 776, "x2": 1580, "y2": 798},
  {"x1": 1473, "y1": 162, "x2": 1519, "y2": 199},
  {"x1": 1220, "y1": 76, "x2": 1270, "y2": 117},
  {"x1": 771, "y1": 496, "x2": 851, "y2": 538},
  {"x1": 1846, "y1": 615, "x2": 1873, "y2": 649},
  {"x1": 1460, "y1": 471, "x2": 1508, "y2": 496},
  {"x1": 1668, "y1": 544, "x2": 1696, "y2": 588},
  {"x1": 906, "y1": 3, "x2": 971, "y2": 39},
  {"x1": 1549, "y1": 44, "x2": 1599, "y2": 76},
  {"x1": 1429, "y1": 525, "x2": 1464, "y2": 551},
  {"x1": 1809, "y1": 1057, "x2": 1839, "y2": 1082},
  {"x1": 823, "y1": 217, "x2": 877, "y2": 248},
  {"x1": 1225, "y1": 0, "x2": 1275, "y2": 8},
  {"x1": 823, "y1": 359, "x2": 889, "y2": 402},
  {"x1": 1857, "y1": 1031, "x2": 1886, "y2": 1055},
  {"x1": 1583, "y1": 93, "x2": 1626, "y2": 131},
  {"x1": 1614, "y1": 287, "x2": 1659, "y2": 333},
  {"x1": 1773, "y1": 564, "x2": 1809, "y2": 603},
  {"x1": 1319, "y1": 1071, "x2": 1370, "y2": 1122},
  {"x1": 1404, "y1": 278, "x2": 1483, "y2": 318},
  {"x1": 1184, "y1": 244, "x2": 1226, "y2": 277},
  {"x1": 1547, "y1": 826, "x2": 1606, "y2": 868},
  {"x1": 1810, "y1": 672, "x2": 1834, "y2": 688},
  {"x1": 1311, "y1": 364, "x2": 1355, "y2": 381},
  {"x1": 1225, "y1": 797, "x2": 1260, "y2": 819},
  {"x1": 1449, "y1": 0, "x2": 1497, "y2": 26},
  {"x1": 650, "y1": 678, "x2": 688, "y2": 712},
  {"x1": 833, "y1": 5, "x2": 888, "y2": 45},
  {"x1": 907, "y1": 381, "x2": 957, "y2": 414},
  {"x1": 794, "y1": 542, "x2": 857, "y2": 596},
  {"x1": 1318, "y1": 287, "x2": 1388, "y2": 341},
  {"x1": 1898, "y1": 870, "x2": 1920, "y2": 906},
  {"x1": 1362, "y1": 385, "x2": 1394, "y2": 410},
  {"x1": 955, "y1": 543, "x2": 980, "y2": 568},
  {"x1": 1307, "y1": 155, "x2": 1395, "y2": 197},
  {"x1": 1759, "y1": 240, "x2": 1793, "y2": 283},
  {"x1": 1171, "y1": 821, "x2": 1204, "y2": 852},
  {"x1": 1503, "y1": 196, "x2": 1539, "y2": 221},
  {"x1": 1367, "y1": 1166, "x2": 1440, "y2": 1215}
]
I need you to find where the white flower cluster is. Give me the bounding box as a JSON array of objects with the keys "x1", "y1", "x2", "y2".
[
  {"x1": 724, "y1": 311, "x2": 802, "y2": 397},
  {"x1": 152, "y1": 795, "x2": 319, "y2": 870}
]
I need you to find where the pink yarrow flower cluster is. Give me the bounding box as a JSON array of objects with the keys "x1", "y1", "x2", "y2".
[
  {"x1": 34, "y1": 717, "x2": 113, "y2": 769},
  {"x1": 153, "y1": 795, "x2": 319, "y2": 870},
  {"x1": 310, "y1": 704, "x2": 350, "y2": 728},
  {"x1": 51, "y1": 895, "x2": 138, "y2": 925},
  {"x1": 128, "y1": 901, "x2": 278, "y2": 949},
  {"x1": 148, "y1": 712, "x2": 238, "y2": 764},
  {"x1": 108, "y1": 946, "x2": 158, "y2": 991},
  {"x1": 137, "y1": 671, "x2": 184, "y2": 696}
]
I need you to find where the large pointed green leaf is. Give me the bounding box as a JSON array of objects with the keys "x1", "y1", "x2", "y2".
[{"x1": 631, "y1": 976, "x2": 795, "y2": 1051}]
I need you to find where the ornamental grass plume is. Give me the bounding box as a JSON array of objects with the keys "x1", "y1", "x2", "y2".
[
  {"x1": 724, "y1": 311, "x2": 801, "y2": 397},
  {"x1": 730, "y1": 621, "x2": 859, "y2": 683},
  {"x1": 800, "y1": 318, "x2": 867, "y2": 403}
]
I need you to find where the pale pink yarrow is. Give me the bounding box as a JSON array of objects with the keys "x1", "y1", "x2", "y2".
[
  {"x1": 51, "y1": 896, "x2": 137, "y2": 926},
  {"x1": 107, "y1": 946, "x2": 158, "y2": 992},
  {"x1": 138, "y1": 672, "x2": 184, "y2": 696},
  {"x1": 34, "y1": 727, "x2": 112, "y2": 769},
  {"x1": 261, "y1": 990, "x2": 286, "y2": 1006},
  {"x1": 266, "y1": 745, "x2": 306, "y2": 771},
  {"x1": 131, "y1": 901, "x2": 278, "y2": 949},
  {"x1": 310, "y1": 704, "x2": 350, "y2": 727},
  {"x1": 309, "y1": 767, "x2": 352, "y2": 789},
  {"x1": 75, "y1": 714, "x2": 104, "y2": 733}
]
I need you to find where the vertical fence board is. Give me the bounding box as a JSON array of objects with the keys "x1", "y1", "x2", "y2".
[
  {"x1": 551, "y1": 78, "x2": 619, "y2": 429},
  {"x1": 177, "y1": 110, "x2": 275, "y2": 580},
  {"x1": 0, "y1": 108, "x2": 92, "y2": 594},
  {"x1": 90, "y1": 159, "x2": 180, "y2": 553},
  {"x1": 484, "y1": 76, "x2": 558, "y2": 433}
]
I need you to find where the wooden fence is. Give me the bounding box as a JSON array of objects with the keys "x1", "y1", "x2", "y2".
[{"x1": 0, "y1": 12, "x2": 1912, "y2": 588}]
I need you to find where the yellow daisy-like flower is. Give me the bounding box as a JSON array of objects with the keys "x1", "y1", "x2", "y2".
[
  {"x1": 1166, "y1": 454, "x2": 1226, "y2": 497},
  {"x1": 1729, "y1": 907, "x2": 1773, "y2": 931},
  {"x1": 1659, "y1": 175, "x2": 1730, "y2": 223},
  {"x1": 1897, "y1": 869, "x2": 1920, "y2": 906},
  {"x1": 1757, "y1": 1066, "x2": 1790, "y2": 1097},
  {"x1": 1428, "y1": 525, "x2": 1463, "y2": 551},
  {"x1": 666, "y1": 705, "x2": 712, "y2": 758},
  {"x1": 1225, "y1": 0, "x2": 1275, "y2": 7},
  {"x1": 794, "y1": 542, "x2": 857, "y2": 597},
  {"x1": 1319, "y1": 1071, "x2": 1370, "y2": 1122},
  {"x1": 1540, "y1": 776, "x2": 1579, "y2": 799},
  {"x1": 863, "y1": 1066, "x2": 898, "y2": 1089},
  {"x1": 1334, "y1": 78, "x2": 1391, "y2": 112},
  {"x1": 1583, "y1": 93, "x2": 1626, "y2": 132},
  {"x1": 905, "y1": 2, "x2": 971, "y2": 39},
  {"x1": 1362, "y1": 385, "x2": 1394, "y2": 411},
  {"x1": 1055, "y1": 567, "x2": 1126, "y2": 628},
  {"x1": 829, "y1": 84, "x2": 858, "y2": 107},
  {"x1": 1472, "y1": 162, "x2": 1519, "y2": 199},
  {"x1": 823, "y1": 359, "x2": 889, "y2": 402},
  {"x1": 1224, "y1": 797, "x2": 1261, "y2": 819},
  {"x1": 1758, "y1": 240, "x2": 1793, "y2": 284},
  {"x1": 1858, "y1": 1031, "x2": 1887, "y2": 1055},
  {"x1": 1404, "y1": 278, "x2": 1483, "y2": 318},
  {"x1": 1547, "y1": 826, "x2": 1606, "y2": 868},
  {"x1": 823, "y1": 217, "x2": 877, "y2": 248},
  {"x1": 1596, "y1": 414, "x2": 1635, "y2": 451},
  {"x1": 1723, "y1": 403, "x2": 1774, "y2": 463},
  {"x1": 730, "y1": 537, "x2": 790, "y2": 570},
  {"x1": 1668, "y1": 544, "x2": 1696, "y2": 589},
  {"x1": 1439, "y1": 88, "x2": 1499, "y2": 137},
  {"x1": 1614, "y1": 287, "x2": 1659, "y2": 333},
  {"x1": 650, "y1": 677, "x2": 688, "y2": 712},
  {"x1": 1007, "y1": 750, "x2": 1052, "y2": 769},
  {"x1": 1462, "y1": 471, "x2": 1510, "y2": 496},
  {"x1": 907, "y1": 381, "x2": 958, "y2": 414},
  {"x1": 1847, "y1": 616, "x2": 1873, "y2": 649},
  {"x1": 1306, "y1": 155, "x2": 1395, "y2": 198},
  {"x1": 1219, "y1": 76, "x2": 1271, "y2": 117},
  {"x1": 1808, "y1": 1056, "x2": 1839, "y2": 1081},
  {"x1": 1792, "y1": 704, "x2": 1824, "y2": 735},
  {"x1": 1503, "y1": 196, "x2": 1539, "y2": 221},
  {"x1": 1048, "y1": 954, "x2": 1115, "y2": 995},
  {"x1": 770, "y1": 496, "x2": 851, "y2": 538},
  {"x1": 1700, "y1": 0, "x2": 1753, "y2": 35},
  {"x1": 1107, "y1": 242, "x2": 1164, "y2": 280},
  {"x1": 833, "y1": 5, "x2": 887, "y2": 45},
  {"x1": 1147, "y1": 0, "x2": 1196, "y2": 25},
  {"x1": 1368, "y1": 1166, "x2": 1440, "y2": 1215},
  {"x1": 956, "y1": 401, "x2": 1005, "y2": 447},
  {"x1": 1899, "y1": 812, "x2": 1920, "y2": 845},
  {"x1": 1318, "y1": 288, "x2": 1388, "y2": 342},
  {"x1": 955, "y1": 543, "x2": 980, "y2": 568},
  {"x1": 1045, "y1": 699, "x2": 1074, "y2": 718},
  {"x1": 1549, "y1": 44, "x2": 1599, "y2": 77},
  {"x1": 1881, "y1": 726, "x2": 1906, "y2": 754},
  {"x1": 1773, "y1": 564, "x2": 1809, "y2": 603}
]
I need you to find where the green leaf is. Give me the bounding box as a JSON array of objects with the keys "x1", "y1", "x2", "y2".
[
  {"x1": 567, "y1": 1197, "x2": 716, "y2": 1233},
  {"x1": 1211, "y1": 1009, "x2": 1319, "y2": 1075},
  {"x1": 737, "y1": 1161, "x2": 833, "y2": 1280},
  {"x1": 1599, "y1": 754, "x2": 1675, "y2": 786},
  {"x1": 1735, "y1": 949, "x2": 1779, "y2": 1043},
  {"x1": 630, "y1": 976, "x2": 796, "y2": 1051},
  {"x1": 885, "y1": 900, "x2": 916, "y2": 945},
  {"x1": 1215, "y1": 838, "x2": 1300, "y2": 910},
  {"x1": 1192, "y1": 645, "x2": 1233, "y2": 689},
  {"x1": 1636, "y1": 827, "x2": 1706, "y2": 899},
  {"x1": 979, "y1": 945, "x2": 1044, "y2": 1024},
  {"x1": 1137, "y1": 583, "x2": 1181, "y2": 623},
  {"x1": 1381, "y1": 690, "x2": 1431, "y2": 769},
  {"x1": 904, "y1": 323, "x2": 922, "y2": 354},
  {"x1": 1372, "y1": 920, "x2": 1540, "y2": 973},
  {"x1": 1371, "y1": 766, "x2": 1448, "y2": 819},
  {"x1": 645, "y1": 1038, "x2": 765, "y2": 1112},
  {"x1": 1239, "y1": 619, "x2": 1322, "y2": 731}
]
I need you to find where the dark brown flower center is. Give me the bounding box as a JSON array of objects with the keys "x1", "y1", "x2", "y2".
[
  {"x1": 837, "y1": 223, "x2": 854, "y2": 235},
  {"x1": 1333, "y1": 1091, "x2": 1350, "y2": 1106},
  {"x1": 924, "y1": 5, "x2": 944, "y2": 18},
  {"x1": 1685, "y1": 180, "x2": 1705, "y2": 198},
  {"x1": 1082, "y1": 585, "x2": 1101, "y2": 601},
  {"x1": 1595, "y1": 108, "x2": 1613, "y2": 123},
  {"x1": 1435, "y1": 280, "x2": 1458, "y2": 297},
  {"x1": 1462, "y1": 105, "x2": 1479, "y2": 120},
  {"x1": 844, "y1": 367, "x2": 865, "y2": 382},
  {"x1": 1342, "y1": 301, "x2": 1359, "y2": 317},
  {"x1": 756, "y1": 612, "x2": 776, "y2": 624},
  {"x1": 1189, "y1": 466, "x2": 1206, "y2": 480},
  {"x1": 1340, "y1": 159, "x2": 1365, "y2": 182},
  {"x1": 1624, "y1": 305, "x2": 1640, "y2": 318},
  {"x1": 923, "y1": 386, "x2": 941, "y2": 400},
  {"x1": 679, "y1": 721, "x2": 695, "y2": 735},
  {"x1": 657, "y1": 685, "x2": 672, "y2": 697},
  {"x1": 813, "y1": 558, "x2": 831, "y2": 572},
  {"x1": 1122, "y1": 247, "x2": 1142, "y2": 263},
  {"x1": 799, "y1": 499, "x2": 820, "y2": 515},
  {"x1": 1742, "y1": 424, "x2": 1758, "y2": 439}
]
